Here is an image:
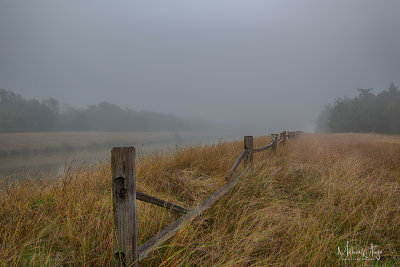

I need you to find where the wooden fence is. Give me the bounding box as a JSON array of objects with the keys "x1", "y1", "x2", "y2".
[{"x1": 111, "y1": 131, "x2": 301, "y2": 266}]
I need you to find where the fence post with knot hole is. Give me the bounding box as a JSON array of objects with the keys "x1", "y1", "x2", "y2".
[{"x1": 112, "y1": 147, "x2": 138, "y2": 267}]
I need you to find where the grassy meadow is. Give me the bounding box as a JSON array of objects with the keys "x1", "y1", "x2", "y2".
[{"x1": 0, "y1": 134, "x2": 399, "y2": 266}]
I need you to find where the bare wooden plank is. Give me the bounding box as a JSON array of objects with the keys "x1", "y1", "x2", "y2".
[
  {"x1": 136, "y1": 191, "x2": 187, "y2": 214},
  {"x1": 112, "y1": 147, "x2": 138, "y2": 266},
  {"x1": 282, "y1": 131, "x2": 287, "y2": 144},
  {"x1": 271, "y1": 134, "x2": 277, "y2": 153},
  {"x1": 138, "y1": 169, "x2": 245, "y2": 261},
  {"x1": 278, "y1": 132, "x2": 284, "y2": 143},
  {"x1": 243, "y1": 136, "x2": 253, "y2": 167},
  {"x1": 225, "y1": 150, "x2": 246, "y2": 180}
]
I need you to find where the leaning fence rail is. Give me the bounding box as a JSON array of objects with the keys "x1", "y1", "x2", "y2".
[
  {"x1": 111, "y1": 131, "x2": 301, "y2": 266},
  {"x1": 253, "y1": 141, "x2": 274, "y2": 153},
  {"x1": 225, "y1": 150, "x2": 246, "y2": 180}
]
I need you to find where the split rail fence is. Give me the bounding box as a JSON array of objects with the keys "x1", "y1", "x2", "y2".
[{"x1": 111, "y1": 130, "x2": 301, "y2": 266}]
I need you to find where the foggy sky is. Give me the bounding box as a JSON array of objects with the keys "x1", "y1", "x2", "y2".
[{"x1": 1, "y1": 0, "x2": 399, "y2": 133}]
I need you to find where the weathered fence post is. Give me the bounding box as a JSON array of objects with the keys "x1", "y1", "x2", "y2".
[
  {"x1": 244, "y1": 136, "x2": 253, "y2": 167},
  {"x1": 271, "y1": 134, "x2": 277, "y2": 153},
  {"x1": 283, "y1": 131, "x2": 287, "y2": 144},
  {"x1": 112, "y1": 147, "x2": 138, "y2": 267}
]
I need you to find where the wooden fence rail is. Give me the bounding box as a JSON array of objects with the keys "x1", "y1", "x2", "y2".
[
  {"x1": 111, "y1": 131, "x2": 301, "y2": 266},
  {"x1": 136, "y1": 191, "x2": 187, "y2": 214}
]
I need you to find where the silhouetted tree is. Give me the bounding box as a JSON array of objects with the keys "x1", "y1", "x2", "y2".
[
  {"x1": 0, "y1": 89, "x2": 219, "y2": 133},
  {"x1": 316, "y1": 83, "x2": 400, "y2": 134}
]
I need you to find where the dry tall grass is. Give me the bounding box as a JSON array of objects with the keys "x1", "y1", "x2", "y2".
[{"x1": 0, "y1": 134, "x2": 399, "y2": 266}]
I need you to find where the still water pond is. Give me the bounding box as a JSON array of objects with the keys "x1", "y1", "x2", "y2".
[{"x1": 0, "y1": 131, "x2": 233, "y2": 181}]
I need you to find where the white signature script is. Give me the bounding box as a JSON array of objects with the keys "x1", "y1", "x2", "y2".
[{"x1": 337, "y1": 241, "x2": 382, "y2": 261}]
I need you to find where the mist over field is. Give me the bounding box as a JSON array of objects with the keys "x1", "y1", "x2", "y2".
[
  {"x1": 2, "y1": 2, "x2": 400, "y2": 266},
  {"x1": 0, "y1": 1, "x2": 400, "y2": 174},
  {"x1": 1, "y1": 0, "x2": 399, "y2": 134}
]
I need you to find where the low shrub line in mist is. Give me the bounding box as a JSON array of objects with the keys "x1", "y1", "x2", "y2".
[
  {"x1": 316, "y1": 83, "x2": 400, "y2": 134},
  {"x1": 0, "y1": 89, "x2": 219, "y2": 133}
]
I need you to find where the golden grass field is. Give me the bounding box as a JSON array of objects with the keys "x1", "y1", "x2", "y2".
[{"x1": 1, "y1": 133, "x2": 400, "y2": 266}]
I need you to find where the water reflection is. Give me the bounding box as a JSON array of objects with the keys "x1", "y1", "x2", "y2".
[{"x1": 0, "y1": 132, "x2": 234, "y2": 182}]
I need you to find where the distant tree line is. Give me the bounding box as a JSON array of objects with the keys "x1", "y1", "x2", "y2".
[
  {"x1": 316, "y1": 83, "x2": 400, "y2": 134},
  {"x1": 0, "y1": 89, "x2": 217, "y2": 132}
]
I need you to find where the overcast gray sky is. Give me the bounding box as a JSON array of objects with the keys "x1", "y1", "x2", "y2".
[{"x1": 0, "y1": 0, "x2": 399, "y2": 132}]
